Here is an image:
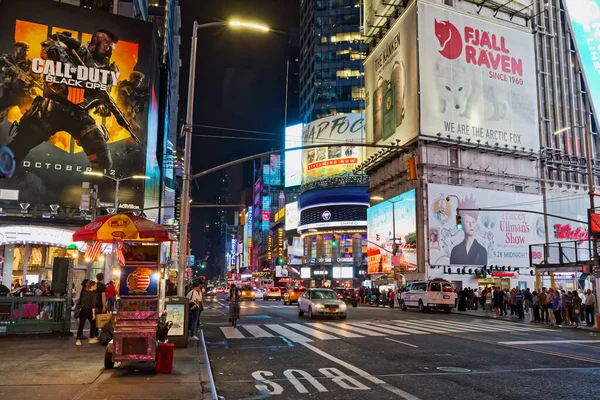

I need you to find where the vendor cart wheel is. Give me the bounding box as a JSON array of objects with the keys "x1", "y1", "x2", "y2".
[{"x1": 104, "y1": 349, "x2": 115, "y2": 369}]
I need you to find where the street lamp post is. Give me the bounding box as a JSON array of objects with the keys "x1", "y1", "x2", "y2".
[
  {"x1": 83, "y1": 171, "x2": 150, "y2": 212},
  {"x1": 179, "y1": 20, "x2": 270, "y2": 296}
]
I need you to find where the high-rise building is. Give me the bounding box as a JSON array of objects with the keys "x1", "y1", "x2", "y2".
[{"x1": 299, "y1": 0, "x2": 365, "y2": 123}]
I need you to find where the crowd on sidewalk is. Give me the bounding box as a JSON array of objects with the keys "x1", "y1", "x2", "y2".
[{"x1": 457, "y1": 286, "x2": 598, "y2": 328}]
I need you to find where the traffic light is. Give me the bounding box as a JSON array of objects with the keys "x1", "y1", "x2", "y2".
[
  {"x1": 406, "y1": 156, "x2": 417, "y2": 181},
  {"x1": 276, "y1": 256, "x2": 284, "y2": 265},
  {"x1": 455, "y1": 211, "x2": 462, "y2": 230},
  {"x1": 240, "y1": 209, "x2": 246, "y2": 226},
  {"x1": 332, "y1": 235, "x2": 337, "y2": 247},
  {"x1": 200, "y1": 261, "x2": 207, "y2": 269}
]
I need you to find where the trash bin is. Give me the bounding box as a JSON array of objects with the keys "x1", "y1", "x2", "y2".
[{"x1": 156, "y1": 342, "x2": 175, "y2": 374}]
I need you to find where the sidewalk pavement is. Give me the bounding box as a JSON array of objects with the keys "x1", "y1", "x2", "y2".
[{"x1": 0, "y1": 334, "x2": 214, "y2": 400}]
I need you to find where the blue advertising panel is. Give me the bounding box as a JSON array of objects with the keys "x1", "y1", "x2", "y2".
[{"x1": 565, "y1": 0, "x2": 600, "y2": 118}]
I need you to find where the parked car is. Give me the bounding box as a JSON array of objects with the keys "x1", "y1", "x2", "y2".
[
  {"x1": 334, "y1": 287, "x2": 359, "y2": 308},
  {"x1": 400, "y1": 278, "x2": 454, "y2": 313},
  {"x1": 298, "y1": 288, "x2": 347, "y2": 319},
  {"x1": 264, "y1": 287, "x2": 282, "y2": 301},
  {"x1": 283, "y1": 287, "x2": 306, "y2": 305}
]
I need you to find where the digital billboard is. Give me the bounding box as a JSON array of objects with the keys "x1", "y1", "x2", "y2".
[
  {"x1": 301, "y1": 113, "x2": 365, "y2": 184},
  {"x1": 285, "y1": 123, "x2": 302, "y2": 187},
  {"x1": 367, "y1": 189, "x2": 417, "y2": 273},
  {"x1": 565, "y1": 0, "x2": 600, "y2": 122},
  {"x1": 418, "y1": 2, "x2": 539, "y2": 150},
  {"x1": 285, "y1": 201, "x2": 298, "y2": 231},
  {"x1": 263, "y1": 154, "x2": 281, "y2": 186},
  {"x1": 364, "y1": 3, "x2": 419, "y2": 158},
  {"x1": 428, "y1": 183, "x2": 544, "y2": 268},
  {"x1": 0, "y1": 0, "x2": 157, "y2": 209}
]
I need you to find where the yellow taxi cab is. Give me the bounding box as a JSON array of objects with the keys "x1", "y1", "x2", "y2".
[
  {"x1": 283, "y1": 287, "x2": 306, "y2": 305},
  {"x1": 240, "y1": 285, "x2": 256, "y2": 301}
]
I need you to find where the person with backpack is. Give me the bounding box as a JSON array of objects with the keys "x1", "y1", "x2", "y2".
[{"x1": 228, "y1": 284, "x2": 242, "y2": 322}]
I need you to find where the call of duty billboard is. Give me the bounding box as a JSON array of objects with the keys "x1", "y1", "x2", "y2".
[{"x1": 0, "y1": 0, "x2": 158, "y2": 210}]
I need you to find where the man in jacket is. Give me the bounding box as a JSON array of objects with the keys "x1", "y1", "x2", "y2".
[{"x1": 585, "y1": 289, "x2": 597, "y2": 327}]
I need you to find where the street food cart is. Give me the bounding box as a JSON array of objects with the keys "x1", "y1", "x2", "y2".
[{"x1": 72, "y1": 213, "x2": 172, "y2": 369}]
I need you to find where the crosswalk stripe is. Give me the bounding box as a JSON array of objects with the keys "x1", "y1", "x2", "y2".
[
  {"x1": 400, "y1": 320, "x2": 473, "y2": 333},
  {"x1": 242, "y1": 325, "x2": 273, "y2": 338},
  {"x1": 465, "y1": 319, "x2": 544, "y2": 332},
  {"x1": 368, "y1": 322, "x2": 431, "y2": 335},
  {"x1": 390, "y1": 320, "x2": 457, "y2": 333},
  {"x1": 348, "y1": 322, "x2": 410, "y2": 336},
  {"x1": 285, "y1": 323, "x2": 340, "y2": 340},
  {"x1": 264, "y1": 324, "x2": 314, "y2": 343},
  {"x1": 307, "y1": 323, "x2": 365, "y2": 338},
  {"x1": 220, "y1": 326, "x2": 246, "y2": 339},
  {"x1": 479, "y1": 319, "x2": 547, "y2": 331},
  {"x1": 322, "y1": 322, "x2": 388, "y2": 337},
  {"x1": 416, "y1": 319, "x2": 493, "y2": 332},
  {"x1": 421, "y1": 319, "x2": 505, "y2": 332}
]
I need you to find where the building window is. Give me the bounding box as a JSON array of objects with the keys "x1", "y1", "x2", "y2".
[
  {"x1": 351, "y1": 86, "x2": 365, "y2": 100},
  {"x1": 336, "y1": 68, "x2": 361, "y2": 78}
]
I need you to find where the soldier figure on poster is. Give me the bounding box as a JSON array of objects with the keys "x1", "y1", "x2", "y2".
[
  {"x1": 0, "y1": 41, "x2": 40, "y2": 122},
  {"x1": 8, "y1": 29, "x2": 141, "y2": 170},
  {"x1": 117, "y1": 71, "x2": 148, "y2": 123}
]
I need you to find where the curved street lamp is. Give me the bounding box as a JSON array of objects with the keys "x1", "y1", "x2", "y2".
[
  {"x1": 83, "y1": 171, "x2": 150, "y2": 212},
  {"x1": 178, "y1": 19, "x2": 270, "y2": 296}
]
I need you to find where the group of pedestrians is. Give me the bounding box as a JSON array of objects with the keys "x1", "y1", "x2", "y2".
[{"x1": 474, "y1": 286, "x2": 597, "y2": 328}]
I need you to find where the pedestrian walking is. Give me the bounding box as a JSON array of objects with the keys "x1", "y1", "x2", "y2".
[
  {"x1": 485, "y1": 289, "x2": 493, "y2": 317},
  {"x1": 585, "y1": 289, "x2": 596, "y2": 327},
  {"x1": 550, "y1": 288, "x2": 562, "y2": 327},
  {"x1": 389, "y1": 289, "x2": 395, "y2": 309},
  {"x1": 187, "y1": 283, "x2": 202, "y2": 340},
  {"x1": 75, "y1": 280, "x2": 98, "y2": 346},
  {"x1": 572, "y1": 290, "x2": 582, "y2": 328},
  {"x1": 532, "y1": 291, "x2": 540, "y2": 322},
  {"x1": 540, "y1": 288, "x2": 549, "y2": 323},
  {"x1": 106, "y1": 281, "x2": 116, "y2": 312},
  {"x1": 375, "y1": 288, "x2": 381, "y2": 306},
  {"x1": 515, "y1": 289, "x2": 525, "y2": 319},
  {"x1": 561, "y1": 290, "x2": 571, "y2": 326}
]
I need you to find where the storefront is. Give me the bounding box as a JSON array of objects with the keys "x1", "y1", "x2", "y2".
[{"x1": 0, "y1": 224, "x2": 109, "y2": 291}]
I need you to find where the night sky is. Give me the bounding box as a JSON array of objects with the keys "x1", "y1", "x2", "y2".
[{"x1": 179, "y1": 0, "x2": 300, "y2": 270}]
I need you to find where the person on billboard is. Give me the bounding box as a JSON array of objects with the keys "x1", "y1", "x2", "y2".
[
  {"x1": 449, "y1": 195, "x2": 487, "y2": 265},
  {"x1": 117, "y1": 71, "x2": 148, "y2": 122},
  {"x1": 9, "y1": 29, "x2": 138, "y2": 171},
  {"x1": 0, "y1": 41, "x2": 40, "y2": 122}
]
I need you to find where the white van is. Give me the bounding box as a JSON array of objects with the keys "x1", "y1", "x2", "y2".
[{"x1": 400, "y1": 279, "x2": 455, "y2": 313}]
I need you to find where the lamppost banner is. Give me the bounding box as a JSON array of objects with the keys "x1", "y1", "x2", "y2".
[{"x1": 0, "y1": 0, "x2": 158, "y2": 210}]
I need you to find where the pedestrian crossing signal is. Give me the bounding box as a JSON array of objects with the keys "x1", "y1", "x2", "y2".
[
  {"x1": 332, "y1": 235, "x2": 337, "y2": 247},
  {"x1": 456, "y1": 212, "x2": 462, "y2": 230}
]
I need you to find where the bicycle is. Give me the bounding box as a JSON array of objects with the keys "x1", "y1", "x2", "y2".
[{"x1": 229, "y1": 301, "x2": 240, "y2": 328}]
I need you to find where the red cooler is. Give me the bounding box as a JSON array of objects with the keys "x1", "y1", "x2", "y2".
[{"x1": 156, "y1": 342, "x2": 175, "y2": 374}]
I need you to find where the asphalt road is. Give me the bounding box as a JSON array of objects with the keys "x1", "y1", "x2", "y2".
[{"x1": 201, "y1": 294, "x2": 600, "y2": 400}]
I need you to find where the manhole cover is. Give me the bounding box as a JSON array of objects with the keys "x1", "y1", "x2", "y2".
[{"x1": 437, "y1": 367, "x2": 471, "y2": 373}]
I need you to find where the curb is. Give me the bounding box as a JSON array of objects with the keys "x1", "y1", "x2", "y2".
[{"x1": 199, "y1": 329, "x2": 219, "y2": 400}]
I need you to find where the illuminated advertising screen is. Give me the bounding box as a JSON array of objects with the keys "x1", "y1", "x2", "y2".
[
  {"x1": 285, "y1": 201, "x2": 298, "y2": 231},
  {"x1": 565, "y1": 0, "x2": 600, "y2": 122},
  {"x1": 301, "y1": 113, "x2": 365, "y2": 184},
  {"x1": 367, "y1": 189, "x2": 417, "y2": 273},
  {"x1": 285, "y1": 123, "x2": 302, "y2": 187},
  {"x1": 265, "y1": 154, "x2": 281, "y2": 186},
  {"x1": 0, "y1": 0, "x2": 156, "y2": 209},
  {"x1": 428, "y1": 183, "x2": 544, "y2": 267}
]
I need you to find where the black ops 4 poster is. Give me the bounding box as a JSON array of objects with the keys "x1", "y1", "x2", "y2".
[{"x1": 0, "y1": 0, "x2": 160, "y2": 212}]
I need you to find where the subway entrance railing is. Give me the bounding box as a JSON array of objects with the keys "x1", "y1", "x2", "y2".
[{"x1": 0, "y1": 296, "x2": 71, "y2": 335}]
